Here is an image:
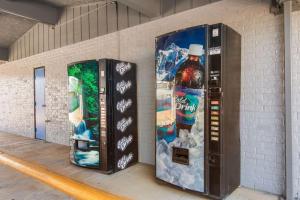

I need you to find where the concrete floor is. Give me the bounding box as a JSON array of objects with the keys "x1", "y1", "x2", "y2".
[{"x1": 0, "y1": 132, "x2": 280, "y2": 200}]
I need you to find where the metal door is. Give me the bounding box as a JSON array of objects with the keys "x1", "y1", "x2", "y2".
[
  {"x1": 155, "y1": 25, "x2": 207, "y2": 193},
  {"x1": 34, "y1": 67, "x2": 46, "y2": 140}
]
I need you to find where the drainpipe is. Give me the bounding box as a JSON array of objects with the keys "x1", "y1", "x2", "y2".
[{"x1": 281, "y1": 0, "x2": 293, "y2": 199}]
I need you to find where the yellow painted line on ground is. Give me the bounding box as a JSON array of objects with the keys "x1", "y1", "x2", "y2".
[{"x1": 0, "y1": 152, "x2": 129, "y2": 200}]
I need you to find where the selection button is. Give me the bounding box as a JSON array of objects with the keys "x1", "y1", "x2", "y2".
[
  {"x1": 211, "y1": 106, "x2": 219, "y2": 110},
  {"x1": 211, "y1": 121, "x2": 219, "y2": 126},
  {"x1": 211, "y1": 100, "x2": 219, "y2": 105},
  {"x1": 211, "y1": 116, "x2": 219, "y2": 121},
  {"x1": 211, "y1": 111, "x2": 219, "y2": 115},
  {"x1": 211, "y1": 126, "x2": 219, "y2": 131},
  {"x1": 211, "y1": 131, "x2": 219, "y2": 136}
]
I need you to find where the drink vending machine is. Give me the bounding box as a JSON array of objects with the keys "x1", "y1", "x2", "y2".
[
  {"x1": 68, "y1": 59, "x2": 138, "y2": 174},
  {"x1": 155, "y1": 24, "x2": 241, "y2": 199}
]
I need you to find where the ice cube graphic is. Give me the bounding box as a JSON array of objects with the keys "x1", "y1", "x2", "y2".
[
  {"x1": 74, "y1": 150, "x2": 99, "y2": 166},
  {"x1": 156, "y1": 43, "x2": 189, "y2": 81},
  {"x1": 179, "y1": 171, "x2": 195, "y2": 187},
  {"x1": 156, "y1": 119, "x2": 205, "y2": 192}
]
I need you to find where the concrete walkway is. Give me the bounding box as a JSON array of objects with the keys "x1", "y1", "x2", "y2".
[{"x1": 0, "y1": 132, "x2": 280, "y2": 200}]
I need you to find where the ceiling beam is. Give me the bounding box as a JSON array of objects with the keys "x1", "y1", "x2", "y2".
[
  {"x1": 0, "y1": 47, "x2": 8, "y2": 61},
  {"x1": 116, "y1": 0, "x2": 160, "y2": 18},
  {"x1": 0, "y1": 0, "x2": 61, "y2": 25}
]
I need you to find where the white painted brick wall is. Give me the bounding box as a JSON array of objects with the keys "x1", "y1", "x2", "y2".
[{"x1": 0, "y1": 0, "x2": 298, "y2": 196}]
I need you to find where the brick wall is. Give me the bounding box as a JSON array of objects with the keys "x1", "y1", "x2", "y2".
[{"x1": 0, "y1": 0, "x2": 298, "y2": 196}]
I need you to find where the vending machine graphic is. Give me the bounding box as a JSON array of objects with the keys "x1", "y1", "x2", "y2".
[
  {"x1": 68, "y1": 59, "x2": 138, "y2": 174},
  {"x1": 155, "y1": 24, "x2": 241, "y2": 199}
]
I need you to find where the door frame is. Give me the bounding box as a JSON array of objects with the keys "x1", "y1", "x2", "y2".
[{"x1": 34, "y1": 66, "x2": 46, "y2": 140}]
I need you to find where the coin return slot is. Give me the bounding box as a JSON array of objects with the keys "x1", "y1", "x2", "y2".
[{"x1": 172, "y1": 147, "x2": 189, "y2": 165}]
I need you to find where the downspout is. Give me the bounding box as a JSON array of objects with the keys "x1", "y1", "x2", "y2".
[{"x1": 281, "y1": 0, "x2": 294, "y2": 199}]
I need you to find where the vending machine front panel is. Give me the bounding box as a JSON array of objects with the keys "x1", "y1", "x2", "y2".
[
  {"x1": 155, "y1": 25, "x2": 207, "y2": 193},
  {"x1": 68, "y1": 60, "x2": 101, "y2": 168},
  {"x1": 99, "y1": 59, "x2": 109, "y2": 171},
  {"x1": 155, "y1": 24, "x2": 241, "y2": 199},
  {"x1": 111, "y1": 60, "x2": 138, "y2": 172}
]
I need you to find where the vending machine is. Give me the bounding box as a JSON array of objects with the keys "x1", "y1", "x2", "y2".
[
  {"x1": 68, "y1": 59, "x2": 138, "y2": 173},
  {"x1": 155, "y1": 24, "x2": 241, "y2": 199}
]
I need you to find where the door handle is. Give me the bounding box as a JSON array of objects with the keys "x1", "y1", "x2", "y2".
[
  {"x1": 45, "y1": 120, "x2": 51, "y2": 123},
  {"x1": 42, "y1": 104, "x2": 46, "y2": 107}
]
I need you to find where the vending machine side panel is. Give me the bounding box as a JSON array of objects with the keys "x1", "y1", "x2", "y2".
[
  {"x1": 221, "y1": 25, "x2": 241, "y2": 196},
  {"x1": 111, "y1": 60, "x2": 138, "y2": 173}
]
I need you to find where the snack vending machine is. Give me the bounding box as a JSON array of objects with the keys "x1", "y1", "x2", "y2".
[
  {"x1": 155, "y1": 24, "x2": 241, "y2": 199},
  {"x1": 68, "y1": 59, "x2": 138, "y2": 174}
]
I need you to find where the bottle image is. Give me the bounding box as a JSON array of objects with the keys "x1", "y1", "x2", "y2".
[
  {"x1": 175, "y1": 44, "x2": 205, "y2": 136},
  {"x1": 156, "y1": 81, "x2": 176, "y2": 143}
]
